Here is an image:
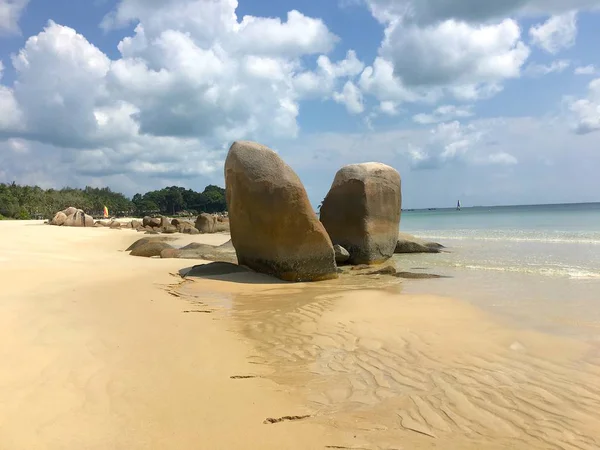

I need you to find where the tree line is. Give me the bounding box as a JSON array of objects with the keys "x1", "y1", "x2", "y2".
[{"x1": 0, "y1": 182, "x2": 227, "y2": 220}]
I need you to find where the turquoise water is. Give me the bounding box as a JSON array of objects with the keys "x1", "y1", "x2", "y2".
[{"x1": 395, "y1": 203, "x2": 600, "y2": 337}]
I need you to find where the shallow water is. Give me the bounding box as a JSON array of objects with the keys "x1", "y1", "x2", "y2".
[{"x1": 398, "y1": 203, "x2": 600, "y2": 339}]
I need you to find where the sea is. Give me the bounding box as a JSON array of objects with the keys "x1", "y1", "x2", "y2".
[{"x1": 396, "y1": 203, "x2": 600, "y2": 339}]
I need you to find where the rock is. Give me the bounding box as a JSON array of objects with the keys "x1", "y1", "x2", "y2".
[
  {"x1": 109, "y1": 221, "x2": 122, "y2": 229},
  {"x1": 130, "y1": 241, "x2": 174, "y2": 257},
  {"x1": 126, "y1": 236, "x2": 176, "y2": 252},
  {"x1": 183, "y1": 262, "x2": 254, "y2": 278},
  {"x1": 393, "y1": 272, "x2": 446, "y2": 279},
  {"x1": 334, "y1": 244, "x2": 350, "y2": 264},
  {"x1": 61, "y1": 207, "x2": 78, "y2": 217},
  {"x1": 225, "y1": 140, "x2": 337, "y2": 282},
  {"x1": 63, "y1": 210, "x2": 94, "y2": 227},
  {"x1": 214, "y1": 221, "x2": 230, "y2": 232},
  {"x1": 188, "y1": 228, "x2": 200, "y2": 235},
  {"x1": 395, "y1": 232, "x2": 443, "y2": 254},
  {"x1": 160, "y1": 240, "x2": 238, "y2": 263},
  {"x1": 160, "y1": 248, "x2": 182, "y2": 259},
  {"x1": 131, "y1": 220, "x2": 142, "y2": 229},
  {"x1": 143, "y1": 216, "x2": 161, "y2": 228},
  {"x1": 362, "y1": 265, "x2": 397, "y2": 276},
  {"x1": 176, "y1": 220, "x2": 195, "y2": 233},
  {"x1": 161, "y1": 225, "x2": 178, "y2": 234},
  {"x1": 160, "y1": 216, "x2": 171, "y2": 227},
  {"x1": 320, "y1": 162, "x2": 401, "y2": 265},
  {"x1": 195, "y1": 213, "x2": 217, "y2": 233},
  {"x1": 51, "y1": 212, "x2": 67, "y2": 226}
]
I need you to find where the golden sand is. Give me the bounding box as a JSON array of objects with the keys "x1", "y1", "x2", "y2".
[{"x1": 2, "y1": 220, "x2": 600, "y2": 449}]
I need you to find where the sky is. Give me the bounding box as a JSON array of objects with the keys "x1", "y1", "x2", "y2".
[{"x1": 0, "y1": 0, "x2": 599, "y2": 208}]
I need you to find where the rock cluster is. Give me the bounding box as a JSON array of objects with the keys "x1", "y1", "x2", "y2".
[{"x1": 50, "y1": 207, "x2": 94, "y2": 227}]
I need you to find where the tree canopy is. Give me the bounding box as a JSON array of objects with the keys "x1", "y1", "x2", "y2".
[{"x1": 0, "y1": 183, "x2": 227, "y2": 220}]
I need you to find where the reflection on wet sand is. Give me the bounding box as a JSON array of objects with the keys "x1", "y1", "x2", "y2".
[{"x1": 178, "y1": 277, "x2": 600, "y2": 450}]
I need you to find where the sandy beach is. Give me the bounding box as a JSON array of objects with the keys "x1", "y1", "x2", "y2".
[{"x1": 2, "y1": 221, "x2": 600, "y2": 449}]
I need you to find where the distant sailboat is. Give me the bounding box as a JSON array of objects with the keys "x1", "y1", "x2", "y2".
[{"x1": 456, "y1": 200, "x2": 461, "y2": 211}]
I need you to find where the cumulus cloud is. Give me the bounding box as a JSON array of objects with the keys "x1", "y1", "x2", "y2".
[
  {"x1": 0, "y1": 0, "x2": 358, "y2": 185},
  {"x1": 413, "y1": 105, "x2": 474, "y2": 124},
  {"x1": 524, "y1": 59, "x2": 570, "y2": 77},
  {"x1": 0, "y1": 0, "x2": 28, "y2": 35},
  {"x1": 529, "y1": 12, "x2": 578, "y2": 54},
  {"x1": 381, "y1": 19, "x2": 529, "y2": 87},
  {"x1": 567, "y1": 78, "x2": 600, "y2": 134}
]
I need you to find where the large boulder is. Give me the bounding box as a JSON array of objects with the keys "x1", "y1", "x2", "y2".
[
  {"x1": 395, "y1": 232, "x2": 443, "y2": 254},
  {"x1": 61, "y1": 207, "x2": 78, "y2": 217},
  {"x1": 63, "y1": 209, "x2": 94, "y2": 227},
  {"x1": 320, "y1": 163, "x2": 401, "y2": 265},
  {"x1": 195, "y1": 213, "x2": 217, "y2": 233},
  {"x1": 225, "y1": 140, "x2": 337, "y2": 282}
]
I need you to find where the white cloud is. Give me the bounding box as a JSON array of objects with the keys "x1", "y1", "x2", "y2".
[
  {"x1": 413, "y1": 105, "x2": 474, "y2": 124},
  {"x1": 293, "y1": 50, "x2": 364, "y2": 98},
  {"x1": 381, "y1": 19, "x2": 529, "y2": 87},
  {"x1": 333, "y1": 81, "x2": 364, "y2": 114},
  {"x1": 567, "y1": 78, "x2": 600, "y2": 134},
  {"x1": 529, "y1": 11, "x2": 578, "y2": 54},
  {"x1": 574, "y1": 65, "x2": 598, "y2": 75},
  {"x1": 0, "y1": 1, "x2": 356, "y2": 183},
  {"x1": 524, "y1": 59, "x2": 570, "y2": 77},
  {"x1": 487, "y1": 152, "x2": 518, "y2": 165},
  {"x1": 0, "y1": 0, "x2": 28, "y2": 35}
]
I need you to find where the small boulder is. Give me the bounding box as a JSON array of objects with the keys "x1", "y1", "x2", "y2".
[
  {"x1": 320, "y1": 162, "x2": 401, "y2": 265},
  {"x1": 143, "y1": 216, "x2": 161, "y2": 228},
  {"x1": 334, "y1": 245, "x2": 350, "y2": 264},
  {"x1": 160, "y1": 216, "x2": 171, "y2": 228},
  {"x1": 51, "y1": 212, "x2": 67, "y2": 226},
  {"x1": 161, "y1": 225, "x2": 178, "y2": 234},
  {"x1": 395, "y1": 232, "x2": 443, "y2": 254},
  {"x1": 130, "y1": 241, "x2": 174, "y2": 257},
  {"x1": 131, "y1": 220, "x2": 142, "y2": 229},
  {"x1": 126, "y1": 236, "x2": 175, "y2": 252},
  {"x1": 225, "y1": 140, "x2": 337, "y2": 282},
  {"x1": 195, "y1": 213, "x2": 217, "y2": 233},
  {"x1": 109, "y1": 221, "x2": 122, "y2": 229}
]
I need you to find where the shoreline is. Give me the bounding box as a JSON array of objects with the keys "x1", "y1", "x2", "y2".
[{"x1": 2, "y1": 221, "x2": 600, "y2": 448}]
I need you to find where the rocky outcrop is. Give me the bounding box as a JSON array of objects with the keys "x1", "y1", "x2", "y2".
[
  {"x1": 50, "y1": 208, "x2": 94, "y2": 227},
  {"x1": 126, "y1": 236, "x2": 176, "y2": 252},
  {"x1": 395, "y1": 232, "x2": 444, "y2": 254},
  {"x1": 225, "y1": 140, "x2": 337, "y2": 282},
  {"x1": 320, "y1": 163, "x2": 401, "y2": 265}
]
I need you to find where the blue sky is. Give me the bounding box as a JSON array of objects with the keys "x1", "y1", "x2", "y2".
[{"x1": 0, "y1": 0, "x2": 599, "y2": 208}]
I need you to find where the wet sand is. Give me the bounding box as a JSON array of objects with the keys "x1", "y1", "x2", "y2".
[{"x1": 2, "y1": 221, "x2": 600, "y2": 449}]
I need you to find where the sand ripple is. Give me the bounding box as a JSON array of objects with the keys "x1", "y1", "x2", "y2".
[{"x1": 177, "y1": 283, "x2": 600, "y2": 449}]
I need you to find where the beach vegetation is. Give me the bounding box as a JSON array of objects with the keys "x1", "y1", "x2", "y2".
[{"x1": 0, "y1": 182, "x2": 227, "y2": 219}]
